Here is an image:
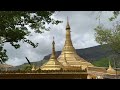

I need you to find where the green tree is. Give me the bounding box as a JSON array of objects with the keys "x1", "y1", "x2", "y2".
[
  {"x1": 95, "y1": 11, "x2": 120, "y2": 68},
  {"x1": 0, "y1": 11, "x2": 62, "y2": 62},
  {"x1": 109, "y1": 11, "x2": 120, "y2": 21},
  {"x1": 96, "y1": 11, "x2": 120, "y2": 21},
  {"x1": 95, "y1": 11, "x2": 120, "y2": 54}
]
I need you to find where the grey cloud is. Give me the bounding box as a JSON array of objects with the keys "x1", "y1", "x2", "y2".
[{"x1": 4, "y1": 11, "x2": 115, "y2": 66}]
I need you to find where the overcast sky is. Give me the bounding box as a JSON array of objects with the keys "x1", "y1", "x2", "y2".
[{"x1": 3, "y1": 11, "x2": 120, "y2": 66}]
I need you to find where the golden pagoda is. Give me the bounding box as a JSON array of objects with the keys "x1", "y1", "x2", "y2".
[
  {"x1": 40, "y1": 37, "x2": 63, "y2": 70},
  {"x1": 31, "y1": 64, "x2": 36, "y2": 71},
  {"x1": 57, "y1": 17, "x2": 94, "y2": 70},
  {"x1": 107, "y1": 60, "x2": 116, "y2": 74}
]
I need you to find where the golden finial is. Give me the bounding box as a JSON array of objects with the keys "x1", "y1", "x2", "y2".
[
  {"x1": 66, "y1": 16, "x2": 70, "y2": 29},
  {"x1": 67, "y1": 16, "x2": 69, "y2": 23},
  {"x1": 50, "y1": 36, "x2": 55, "y2": 59},
  {"x1": 53, "y1": 36, "x2": 54, "y2": 41},
  {"x1": 109, "y1": 60, "x2": 112, "y2": 68},
  {"x1": 52, "y1": 36, "x2": 55, "y2": 45}
]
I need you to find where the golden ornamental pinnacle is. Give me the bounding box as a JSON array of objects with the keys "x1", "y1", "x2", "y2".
[
  {"x1": 107, "y1": 60, "x2": 116, "y2": 74},
  {"x1": 50, "y1": 36, "x2": 56, "y2": 59},
  {"x1": 52, "y1": 37, "x2": 55, "y2": 51},
  {"x1": 66, "y1": 16, "x2": 70, "y2": 29},
  {"x1": 109, "y1": 60, "x2": 112, "y2": 69},
  {"x1": 52, "y1": 36, "x2": 55, "y2": 45}
]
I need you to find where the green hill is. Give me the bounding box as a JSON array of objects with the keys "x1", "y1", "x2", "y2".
[
  {"x1": 92, "y1": 57, "x2": 114, "y2": 67},
  {"x1": 8, "y1": 44, "x2": 120, "y2": 70}
]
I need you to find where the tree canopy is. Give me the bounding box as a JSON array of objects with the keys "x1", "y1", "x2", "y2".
[
  {"x1": 0, "y1": 11, "x2": 62, "y2": 62},
  {"x1": 95, "y1": 11, "x2": 120, "y2": 54},
  {"x1": 95, "y1": 24, "x2": 120, "y2": 54},
  {"x1": 95, "y1": 11, "x2": 120, "y2": 67}
]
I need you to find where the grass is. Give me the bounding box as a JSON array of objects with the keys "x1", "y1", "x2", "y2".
[{"x1": 92, "y1": 57, "x2": 114, "y2": 67}]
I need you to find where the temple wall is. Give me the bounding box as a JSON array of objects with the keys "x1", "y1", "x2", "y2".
[{"x1": 0, "y1": 73, "x2": 88, "y2": 79}]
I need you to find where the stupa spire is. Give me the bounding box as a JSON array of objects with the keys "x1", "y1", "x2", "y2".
[
  {"x1": 64, "y1": 17, "x2": 73, "y2": 47},
  {"x1": 109, "y1": 60, "x2": 112, "y2": 68},
  {"x1": 40, "y1": 37, "x2": 63, "y2": 70},
  {"x1": 50, "y1": 36, "x2": 56, "y2": 59},
  {"x1": 57, "y1": 17, "x2": 94, "y2": 69},
  {"x1": 107, "y1": 60, "x2": 116, "y2": 74},
  {"x1": 66, "y1": 16, "x2": 70, "y2": 29}
]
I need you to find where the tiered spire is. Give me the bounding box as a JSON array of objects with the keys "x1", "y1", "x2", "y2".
[
  {"x1": 50, "y1": 37, "x2": 56, "y2": 59},
  {"x1": 64, "y1": 17, "x2": 73, "y2": 48},
  {"x1": 57, "y1": 17, "x2": 94, "y2": 69},
  {"x1": 40, "y1": 37, "x2": 63, "y2": 70}
]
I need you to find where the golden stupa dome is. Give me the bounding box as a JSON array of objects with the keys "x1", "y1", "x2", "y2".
[{"x1": 107, "y1": 60, "x2": 116, "y2": 74}]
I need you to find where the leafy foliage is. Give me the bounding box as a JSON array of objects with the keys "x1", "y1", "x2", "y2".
[
  {"x1": 0, "y1": 46, "x2": 8, "y2": 62},
  {"x1": 0, "y1": 11, "x2": 62, "y2": 62},
  {"x1": 95, "y1": 11, "x2": 120, "y2": 68},
  {"x1": 109, "y1": 11, "x2": 120, "y2": 21},
  {"x1": 95, "y1": 25, "x2": 112, "y2": 45},
  {"x1": 95, "y1": 24, "x2": 120, "y2": 54},
  {"x1": 97, "y1": 11, "x2": 120, "y2": 21}
]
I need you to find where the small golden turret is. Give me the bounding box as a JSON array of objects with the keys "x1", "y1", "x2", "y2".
[
  {"x1": 107, "y1": 60, "x2": 116, "y2": 74},
  {"x1": 40, "y1": 37, "x2": 63, "y2": 70},
  {"x1": 31, "y1": 64, "x2": 36, "y2": 71}
]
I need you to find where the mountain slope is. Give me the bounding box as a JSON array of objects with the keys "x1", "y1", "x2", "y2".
[
  {"x1": 43, "y1": 44, "x2": 113, "y2": 62},
  {"x1": 8, "y1": 44, "x2": 120, "y2": 70}
]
